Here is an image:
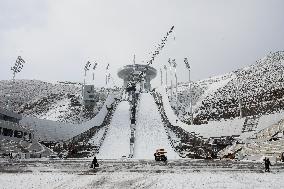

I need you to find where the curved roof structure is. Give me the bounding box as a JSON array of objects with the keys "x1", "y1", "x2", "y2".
[{"x1": 117, "y1": 64, "x2": 157, "y2": 80}]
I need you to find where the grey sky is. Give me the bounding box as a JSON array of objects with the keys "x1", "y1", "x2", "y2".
[{"x1": 0, "y1": 0, "x2": 283, "y2": 87}]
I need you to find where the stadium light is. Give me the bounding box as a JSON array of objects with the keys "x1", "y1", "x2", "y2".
[
  {"x1": 160, "y1": 68, "x2": 163, "y2": 86},
  {"x1": 172, "y1": 59, "x2": 178, "y2": 114},
  {"x1": 184, "y1": 58, "x2": 190, "y2": 83},
  {"x1": 92, "y1": 62, "x2": 98, "y2": 85},
  {"x1": 105, "y1": 63, "x2": 110, "y2": 86},
  {"x1": 184, "y1": 57, "x2": 193, "y2": 124},
  {"x1": 164, "y1": 65, "x2": 168, "y2": 89},
  {"x1": 7, "y1": 56, "x2": 26, "y2": 110},
  {"x1": 82, "y1": 61, "x2": 91, "y2": 99},
  {"x1": 168, "y1": 58, "x2": 173, "y2": 101}
]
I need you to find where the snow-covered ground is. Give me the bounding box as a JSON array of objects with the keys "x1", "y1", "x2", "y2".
[
  {"x1": 134, "y1": 93, "x2": 179, "y2": 159},
  {"x1": 0, "y1": 159, "x2": 284, "y2": 189},
  {"x1": 2, "y1": 171, "x2": 284, "y2": 189},
  {"x1": 98, "y1": 101, "x2": 131, "y2": 159}
]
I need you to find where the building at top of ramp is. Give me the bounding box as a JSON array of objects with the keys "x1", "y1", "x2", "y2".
[{"x1": 118, "y1": 64, "x2": 157, "y2": 91}]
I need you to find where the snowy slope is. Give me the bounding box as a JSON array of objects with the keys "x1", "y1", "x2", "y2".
[
  {"x1": 134, "y1": 93, "x2": 179, "y2": 159},
  {"x1": 0, "y1": 79, "x2": 110, "y2": 124},
  {"x1": 158, "y1": 85, "x2": 284, "y2": 140},
  {"x1": 173, "y1": 51, "x2": 284, "y2": 124},
  {"x1": 193, "y1": 74, "x2": 234, "y2": 111},
  {"x1": 97, "y1": 101, "x2": 131, "y2": 159}
]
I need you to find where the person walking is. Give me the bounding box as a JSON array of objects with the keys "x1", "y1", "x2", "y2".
[
  {"x1": 91, "y1": 156, "x2": 99, "y2": 169},
  {"x1": 264, "y1": 157, "x2": 272, "y2": 172}
]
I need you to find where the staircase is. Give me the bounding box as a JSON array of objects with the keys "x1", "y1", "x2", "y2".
[
  {"x1": 129, "y1": 92, "x2": 140, "y2": 158},
  {"x1": 255, "y1": 118, "x2": 284, "y2": 140},
  {"x1": 242, "y1": 139, "x2": 284, "y2": 159},
  {"x1": 242, "y1": 115, "x2": 260, "y2": 133}
]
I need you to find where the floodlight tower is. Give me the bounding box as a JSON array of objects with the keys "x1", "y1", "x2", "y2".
[
  {"x1": 184, "y1": 57, "x2": 193, "y2": 124},
  {"x1": 8, "y1": 56, "x2": 26, "y2": 110},
  {"x1": 92, "y1": 62, "x2": 98, "y2": 86},
  {"x1": 172, "y1": 59, "x2": 178, "y2": 113},
  {"x1": 164, "y1": 65, "x2": 168, "y2": 90},
  {"x1": 168, "y1": 58, "x2": 173, "y2": 101},
  {"x1": 105, "y1": 63, "x2": 110, "y2": 87},
  {"x1": 83, "y1": 61, "x2": 91, "y2": 98},
  {"x1": 160, "y1": 68, "x2": 163, "y2": 86}
]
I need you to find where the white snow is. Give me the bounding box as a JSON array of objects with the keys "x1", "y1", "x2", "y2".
[
  {"x1": 97, "y1": 101, "x2": 131, "y2": 159},
  {"x1": 257, "y1": 111, "x2": 284, "y2": 132},
  {"x1": 184, "y1": 118, "x2": 245, "y2": 139},
  {"x1": 1, "y1": 171, "x2": 284, "y2": 189},
  {"x1": 134, "y1": 93, "x2": 179, "y2": 159}
]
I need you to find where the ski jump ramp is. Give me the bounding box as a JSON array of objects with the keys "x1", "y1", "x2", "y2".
[
  {"x1": 97, "y1": 101, "x2": 131, "y2": 159},
  {"x1": 97, "y1": 93, "x2": 179, "y2": 159},
  {"x1": 133, "y1": 93, "x2": 179, "y2": 159}
]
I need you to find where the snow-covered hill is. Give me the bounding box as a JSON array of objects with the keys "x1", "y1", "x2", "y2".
[
  {"x1": 172, "y1": 51, "x2": 284, "y2": 124},
  {"x1": 0, "y1": 80, "x2": 109, "y2": 124}
]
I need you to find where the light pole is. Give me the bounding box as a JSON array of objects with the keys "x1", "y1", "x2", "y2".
[
  {"x1": 234, "y1": 70, "x2": 243, "y2": 118},
  {"x1": 105, "y1": 63, "x2": 110, "y2": 87},
  {"x1": 184, "y1": 58, "x2": 190, "y2": 83},
  {"x1": 184, "y1": 57, "x2": 193, "y2": 124},
  {"x1": 92, "y1": 62, "x2": 98, "y2": 86},
  {"x1": 164, "y1": 65, "x2": 168, "y2": 90},
  {"x1": 8, "y1": 56, "x2": 26, "y2": 110},
  {"x1": 172, "y1": 59, "x2": 178, "y2": 114},
  {"x1": 83, "y1": 61, "x2": 91, "y2": 98},
  {"x1": 168, "y1": 58, "x2": 173, "y2": 101},
  {"x1": 160, "y1": 68, "x2": 163, "y2": 86}
]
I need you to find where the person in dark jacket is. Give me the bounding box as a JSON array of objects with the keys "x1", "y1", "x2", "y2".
[
  {"x1": 264, "y1": 157, "x2": 272, "y2": 172},
  {"x1": 91, "y1": 156, "x2": 99, "y2": 169}
]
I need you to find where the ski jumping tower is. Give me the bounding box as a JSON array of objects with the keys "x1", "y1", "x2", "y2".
[{"x1": 118, "y1": 64, "x2": 157, "y2": 91}]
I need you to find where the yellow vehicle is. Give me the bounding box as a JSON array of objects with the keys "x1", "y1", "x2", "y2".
[{"x1": 154, "y1": 149, "x2": 167, "y2": 161}]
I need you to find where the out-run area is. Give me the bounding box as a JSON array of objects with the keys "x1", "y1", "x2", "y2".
[{"x1": 0, "y1": 159, "x2": 284, "y2": 189}]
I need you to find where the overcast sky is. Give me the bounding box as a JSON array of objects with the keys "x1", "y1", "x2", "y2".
[{"x1": 0, "y1": 0, "x2": 283, "y2": 87}]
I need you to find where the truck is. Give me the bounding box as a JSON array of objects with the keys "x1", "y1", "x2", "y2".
[{"x1": 154, "y1": 149, "x2": 167, "y2": 161}]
